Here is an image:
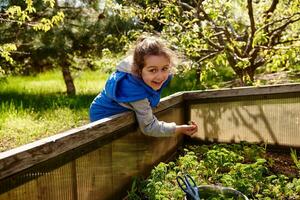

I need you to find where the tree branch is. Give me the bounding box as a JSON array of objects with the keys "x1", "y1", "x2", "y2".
[
  {"x1": 196, "y1": 3, "x2": 227, "y2": 48},
  {"x1": 244, "y1": 0, "x2": 256, "y2": 56},
  {"x1": 256, "y1": 13, "x2": 300, "y2": 34},
  {"x1": 268, "y1": 16, "x2": 300, "y2": 46},
  {"x1": 178, "y1": 1, "x2": 194, "y2": 11},
  {"x1": 258, "y1": 45, "x2": 300, "y2": 50},
  {"x1": 264, "y1": 0, "x2": 279, "y2": 17},
  {"x1": 0, "y1": 18, "x2": 36, "y2": 27},
  {"x1": 269, "y1": 16, "x2": 300, "y2": 36},
  {"x1": 198, "y1": 51, "x2": 220, "y2": 63},
  {"x1": 262, "y1": 0, "x2": 279, "y2": 34},
  {"x1": 198, "y1": 31, "x2": 224, "y2": 50},
  {"x1": 199, "y1": 49, "x2": 220, "y2": 54}
]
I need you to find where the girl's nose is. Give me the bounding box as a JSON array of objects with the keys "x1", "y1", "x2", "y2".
[{"x1": 156, "y1": 71, "x2": 165, "y2": 80}]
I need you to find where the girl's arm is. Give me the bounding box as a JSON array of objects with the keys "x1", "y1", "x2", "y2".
[
  {"x1": 122, "y1": 99, "x2": 197, "y2": 137},
  {"x1": 127, "y1": 99, "x2": 175, "y2": 137}
]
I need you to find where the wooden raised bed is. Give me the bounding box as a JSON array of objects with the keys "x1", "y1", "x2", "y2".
[{"x1": 0, "y1": 83, "x2": 300, "y2": 200}]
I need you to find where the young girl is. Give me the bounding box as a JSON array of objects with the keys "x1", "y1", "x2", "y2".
[{"x1": 89, "y1": 36, "x2": 198, "y2": 137}]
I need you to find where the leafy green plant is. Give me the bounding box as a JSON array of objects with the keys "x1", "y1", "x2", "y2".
[
  {"x1": 129, "y1": 143, "x2": 300, "y2": 199},
  {"x1": 291, "y1": 148, "x2": 300, "y2": 170}
]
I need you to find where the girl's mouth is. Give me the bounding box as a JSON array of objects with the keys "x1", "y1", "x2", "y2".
[{"x1": 152, "y1": 81, "x2": 163, "y2": 86}]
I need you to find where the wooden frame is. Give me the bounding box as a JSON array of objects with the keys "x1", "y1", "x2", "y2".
[{"x1": 0, "y1": 83, "x2": 300, "y2": 199}]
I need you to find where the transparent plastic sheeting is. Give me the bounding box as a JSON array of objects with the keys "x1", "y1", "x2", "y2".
[{"x1": 191, "y1": 97, "x2": 300, "y2": 147}]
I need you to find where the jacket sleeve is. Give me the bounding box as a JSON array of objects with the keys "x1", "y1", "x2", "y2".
[{"x1": 120, "y1": 99, "x2": 176, "y2": 137}]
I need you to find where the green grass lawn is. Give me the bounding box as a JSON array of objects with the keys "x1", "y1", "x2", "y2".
[{"x1": 0, "y1": 70, "x2": 108, "y2": 152}]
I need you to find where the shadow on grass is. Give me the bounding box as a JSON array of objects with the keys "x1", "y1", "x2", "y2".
[{"x1": 0, "y1": 91, "x2": 97, "y2": 111}]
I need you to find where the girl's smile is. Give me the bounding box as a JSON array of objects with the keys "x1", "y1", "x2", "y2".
[{"x1": 141, "y1": 55, "x2": 171, "y2": 91}]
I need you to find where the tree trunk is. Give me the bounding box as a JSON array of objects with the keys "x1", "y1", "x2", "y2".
[
  {"x1": 62, "y1": 64, "x2": 76, "y2": 96},
  {"x1": 246, "y1": 67, "x2": 255, "y2": 83},
  {"x1": 195, "y1": 65, "x2": 201, "y2": 87}
]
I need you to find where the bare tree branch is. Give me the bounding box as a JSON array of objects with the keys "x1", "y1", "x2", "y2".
[
  {"x1": 198, "y1": 31, "x2": 224, "y2": 50},
  {"x1": 244, "y1": 0, "x2": 256, "y2": 56},
  {"x1": 268, "y1": 16, "x2": 300, "y2": 46},
  {"x1": 264, "y1": 0, "x2": 279, "y2": 17},
  {"x1": 0, "y1": 18, "x2": 36, "y2": 27},
  {"x1": 178, "y1": 1, "x2": 194, "y2": 11},
  {"x1": 199, "y1": 49, "x2": 220, "y2": 53},
  {"x1": 262, "y1": 0, "x2": 279, "y2": 33},
  {"x1": 277, "y1": 38, "x2": 300, "y2": 44},
  {"x1": 269, "y1": 16, "x2": 300, "y2": 36},
  {"x1": 258, "y1": 45, "x2": 300, "y2": 50},
  {"x1": 256, "y1": 12, "x2": 300, "y2": 34},
  {"x1": 198, "y1": 51, "x2": 220, "y2": 63}
]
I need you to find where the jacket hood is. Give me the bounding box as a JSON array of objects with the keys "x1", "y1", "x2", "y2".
[{"x1": 116, "y1": 55, "x2": 133, "y2": 73}]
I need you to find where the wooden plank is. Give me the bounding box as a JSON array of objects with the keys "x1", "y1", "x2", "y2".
[
  {"x1": 154, "y1": 92, "x2": 184, "y2": 113},
  {"x1": 184, "y1": 83, "x2": 300, "y2": 101},
  {"x1": 0, "y1": 92, "x2": 184, "y2": 181},
  {"x1": 0, "y1": 113, "x2": 134, "y2": 181}
]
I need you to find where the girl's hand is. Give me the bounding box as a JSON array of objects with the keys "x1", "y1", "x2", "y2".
[{"x1": 175, "y1": 121, "x2": 198, "y2": 136}]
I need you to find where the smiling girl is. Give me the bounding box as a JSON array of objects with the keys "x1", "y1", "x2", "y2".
[{"x1": 89, "y1": 36, "x2": 198, "y2": 137}]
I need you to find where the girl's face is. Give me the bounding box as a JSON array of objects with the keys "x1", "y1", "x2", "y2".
[{"x1": 141, "y1": 55, "x2": 171, "y2": 91}]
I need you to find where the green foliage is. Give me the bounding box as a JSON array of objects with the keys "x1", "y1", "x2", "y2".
[
  {"x1": 0, "y1": 0, "x2": 140, "y2": 95},
  {"x1": 221, "y1": 159, "x2": 268, "y2": 196},
  {"x1": 0, "y1": 43, "x2": 16, "y2": 65},
  {"x1": 0, "y1": 0, "x2": 64, "y2": 67},
  {"x1": 124, "y1": 0, "x2": 300, "y2": 86},
  {"x1": 129, "y1": 143, "x2": 300, "y2": 199},
  {"x1": 204, "y1": 147, "x2": 244, "y2": 173},
  {"x1": 32, "y1": 11, "x2": 64, "y2": 32},
  {"x1": 291, "y1": 149, "x2": 300, "y2": 170}
]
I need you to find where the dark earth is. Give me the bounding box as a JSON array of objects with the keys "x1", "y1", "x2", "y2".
[{"x1": 265, "y1": 151, "x2": 299, "y2": 178}]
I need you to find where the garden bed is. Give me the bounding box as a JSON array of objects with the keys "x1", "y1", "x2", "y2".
[
  {"x1": 127, "y1": 142, "x2": 300, "y2": 200},
  {"x1": 1, "y1": 84, "x2": 300, "y2": 200}
]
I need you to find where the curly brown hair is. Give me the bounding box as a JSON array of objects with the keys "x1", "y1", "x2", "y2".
[{"x1": 131, "y1": 36, "x2": 177, "y2": 77}]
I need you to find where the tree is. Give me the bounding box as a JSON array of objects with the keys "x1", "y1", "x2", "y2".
[
  {"x1": 0, "y1": 0, "x2": 64, "y2": 75},
  {"x1": 1, "y1": 0, "x2": 138, "y2": 95},
  {"x1": 124, "y1": 0, "x2": 300, "y2": 86},
  {"x1": 35, "y1": 0, "x2": 138, "y2": 95}
]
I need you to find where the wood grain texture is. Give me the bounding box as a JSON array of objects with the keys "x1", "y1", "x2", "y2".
[{"x1": 184, "y1": 83, "x2": 300, "y2": 100}]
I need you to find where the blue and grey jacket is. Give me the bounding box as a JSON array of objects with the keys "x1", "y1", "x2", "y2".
[{"x1": 89, "y1": 56, "x2": 176, "y2": 137}]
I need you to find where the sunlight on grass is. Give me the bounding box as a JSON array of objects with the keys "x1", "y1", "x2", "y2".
[
  {"x1": 1, "y1": 70, "x2": 108, "y2": 95},
  {"x1": 0, "y1": 107, "x2": 89, "y2": 152},
  {"x1": 74, "y1": 70, "x2": 108, "y2": 95},
  {"x1": 0, "y1": 69, "x2": 108, "y2": 152},
  {"x1": 1, "y1": 71, "x2": 65, "y2": 94}
]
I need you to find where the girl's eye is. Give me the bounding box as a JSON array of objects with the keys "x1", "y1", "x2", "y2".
[
  {"x1": 162, "y1": 67, "x2": 170, "y2": 72},
  {"x1": 149, "y1": 69, "x2": 157, "y2": 73}
]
